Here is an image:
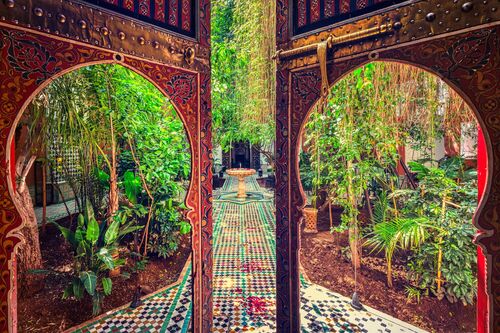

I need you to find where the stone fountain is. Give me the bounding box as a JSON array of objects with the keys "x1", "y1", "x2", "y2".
[{"x1": 226, "y1": 168, "x2": 256, "y2": 198}]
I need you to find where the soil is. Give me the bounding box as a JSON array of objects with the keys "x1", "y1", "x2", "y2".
[
  {"x1": 300, "y1": 230, "x2": 477, "y2": 333},
  {"x1": 18, "y1": 219, "x2": 191, "y2": 333}
]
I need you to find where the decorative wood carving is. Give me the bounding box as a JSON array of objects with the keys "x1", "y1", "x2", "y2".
[
  {"x1": 292, "y1": 0, "x2": 406, "y2": 36},
  {"x1": 0, "y1": 23, "x2": 212, "y2": 333},
  {"x1": 77, "y1": 0, "x2": 196, "y2": 37},
  {"x1": 275, "y1": 20, "x2": 500, "y2": 333},
  {"x1": 277, "y1": 0, "x2": 500, "y2": 70},
  {"x1": 0, "y1": 0, "x2": 210, "y2": 72}
]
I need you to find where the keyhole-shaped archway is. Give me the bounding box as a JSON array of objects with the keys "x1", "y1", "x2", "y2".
[
  {"x1": 275, "y1": 24, "x2": 500, "y2": 332},
  {"x1": 0, "y1": 26, "x2": 213, "y2": 332}
]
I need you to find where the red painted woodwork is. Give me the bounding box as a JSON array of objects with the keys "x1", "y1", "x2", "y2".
[
  {"x1": 275, "y1": 26, "x2": 500, "y2": 332},
  {"x1": 477, "y1": 125, "x2": 489, "y2": 333},
  {"x1": 292, "y1": 0, "x2": 405, "y2": 36},
  {"x1": 396, "y1": 145, "x2": 405, "y2": 176},
  {"x1": 80, "y1": 0, "x2": 196, "y2": 37},
  {"x1": 0, "y1": 20, "x2": 212, "y2": 332}
]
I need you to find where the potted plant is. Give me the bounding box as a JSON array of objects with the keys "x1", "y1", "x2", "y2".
[{"x1": 303, "y1": 202, "x2": 318, "y2": 233}]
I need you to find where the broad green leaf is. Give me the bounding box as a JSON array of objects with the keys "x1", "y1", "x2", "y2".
[
  {"x1": 92, "y1": 293, "x2": 102, "y2": 316},
  {"x1": 80, "y1": 271, "x2": 97, "y2": 296},
  {"x1": 118, "y1": 225, "x2": 144, "y2": 238},
  {"x1": 52, "y1": 222, "x2": 76, "y2": 247},
  {"x1": 75, "y1": 229, "x2": 85, "y2": 243},
  {"x1": 85, "y1": 200, "x2": 95, "y2": 222},
  {"x1": 105, "y1": 220, "x2": 120, "y2": 245},
  {"x1": 123, "y1": 171, "x2": 142, "y2": 204},
  {"x1": 97, "y1": 248, "x2": 115, "y2": 270},
  {"x1": 102, "y1": 277, "x2": 112, "y2": 296},
  {"x1": 86, "y1": 217, "x2": 100, "y2": 244},
  {"x1": 77, "y1": 214, "x2": 85, "y2": 228},
  {"x1": 62, "y1": 285, "x2": 73, "y2": 299},
  {"x1": 73, "y1": 279, "x2": 84, "y2": 299}
]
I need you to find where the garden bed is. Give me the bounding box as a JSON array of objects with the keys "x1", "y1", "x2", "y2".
[
  {"x1": 18, "y1": 220, "x2": 191, "y2": 333},
  {"x1": 300, "y1": 231, "x2": 476, "y2": 333}
]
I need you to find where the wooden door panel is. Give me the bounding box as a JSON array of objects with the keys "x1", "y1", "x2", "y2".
[
  {"x1": 276, "y1": 0, "x2": 500, "y2": 332},
  {"x1": 0, "y1": 1, "x2": 212, "y2": 332}
]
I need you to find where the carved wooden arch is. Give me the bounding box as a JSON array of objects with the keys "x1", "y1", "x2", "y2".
[
  {"x1": 0, "y1": 25, "x2": 213, "y2": 333},
  {"x1": 275, "y1": 26, "x2": 500, "y2": 332}
]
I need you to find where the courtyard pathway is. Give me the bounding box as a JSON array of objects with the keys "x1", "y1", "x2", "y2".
[
  {"x1": 68, "y1": 176, "x2": 426, "y2": 333},
  {"x1": 34, "y1": 199, "x2": 79, "y2": 225}
]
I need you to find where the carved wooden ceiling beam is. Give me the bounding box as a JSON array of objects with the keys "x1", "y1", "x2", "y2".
[
  {"x1": 279, "y1": 0, "x2": 500, "y2": 70},
  {"x1": 0, "y1": 0, "x2": 209, "y2": 73}
]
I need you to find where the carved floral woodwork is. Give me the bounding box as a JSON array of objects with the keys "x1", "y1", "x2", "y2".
[
  {"x1": 0, "y1": 21, "x2": 213, "y2": 333},
  {"x1": 275, "y1": 23, "x2": 500, "y2": 332},
  {"x1": 0, "y1": 0, "x2": 210, "y2": 73},
  {"x1": 277, "y1": 0, "x2": 500, "y2": 69}
]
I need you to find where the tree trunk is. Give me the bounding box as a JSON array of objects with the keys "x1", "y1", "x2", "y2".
[
  {"x1": 13, "y1": 121, "x2": 45, "y2": 291},
  {"x1": 347, "y1": 160, "x2": 361, "y2": 270},
  {"x1": 349, "y1": 222, "x2": 362, "y2": 270},
  {"x1": 15, "y1": 167, "x2": 43, "y2": 290},
  {"x1": 387, "y1": 257, "x2": 393, "y2": 288}
]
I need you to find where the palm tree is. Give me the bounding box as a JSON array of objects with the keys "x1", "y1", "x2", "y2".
[{"x1": 365, "y1": 192, "x2": 430, "y2": 287}]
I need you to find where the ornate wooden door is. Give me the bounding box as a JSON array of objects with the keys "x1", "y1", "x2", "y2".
[
  {"x1": 275, "y1": 1, "x2": 500, "y2": 332},
  {"x1": 0, "y1": 1, "x2": 212, "y2": 332}
]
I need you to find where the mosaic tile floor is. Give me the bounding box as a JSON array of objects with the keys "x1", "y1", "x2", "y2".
[
  {"x1": 35, "y1": 199, "x2": 79, "y2": 224},
  {"x1": 68, "y1": 265, "x2": 192, "y2": 333},
  {"x1": 68, "y1": 176, "x2": 427, "y2": 333}
]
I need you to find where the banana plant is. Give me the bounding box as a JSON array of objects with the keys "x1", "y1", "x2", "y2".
[{"x1": 53, "y1": 202, "x2": 142, "y2": 315}]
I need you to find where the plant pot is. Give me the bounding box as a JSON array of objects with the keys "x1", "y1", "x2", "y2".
[
  {"x1": 303, "y1": 207, "x2": 318, "y2": 234},
  {"x1": 109, "y1": 249, "x2": 121, "y2": 277}
]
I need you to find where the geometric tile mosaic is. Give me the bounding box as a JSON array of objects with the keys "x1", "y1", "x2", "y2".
[
  {"x1": 67, "y1": 176, "x2": 427, "y2": 332},
  {"x1": 67, "y1": 265, "x2": 192, "y2": 333}
]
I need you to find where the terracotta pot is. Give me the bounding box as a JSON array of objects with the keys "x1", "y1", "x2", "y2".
[
  {"x1": 109, "y1": 249, "x2": 121, "y2": 277},
  {"x1": 303, "y1": 207, "x2": 318, "y2": 234}
]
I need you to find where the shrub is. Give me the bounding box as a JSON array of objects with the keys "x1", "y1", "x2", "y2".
[
  {"x1": 148, "y1": 200, "x2": 191, "y2": 259},
  {"x1": 392, "y1": 159, "x2": 477, "y2": 305},
  {"x1": 53, "y1": 203, "x2": 142, "y2": 315}
]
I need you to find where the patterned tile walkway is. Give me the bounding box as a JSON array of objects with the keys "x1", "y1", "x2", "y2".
[
  {"x1": 35, "y1": 199, "x2": 79, "y2": 225},
  {"x1": 68, "y1": 176, "x2": 427, "y2": 332},
  {"x1": 68, "y1": 264, "x2": 192, "y2": 333}
]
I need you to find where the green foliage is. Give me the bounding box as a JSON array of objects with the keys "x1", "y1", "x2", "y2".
[
  {"x1": 299, "y1": 152, "x2": 314, "y2": 192},
  {"x1": 148, "y1": 200, "x2": 191, "y2": 259},
  {"x1": 306, "y1": 64, "x2": 400, "y2": 233},
  {"x1": 403, "y1": 160, "x2": 477, "y2": 305},
  {"x1": 365, "y1": 191, "x2": 431, "y2": 286},
  {"x1": 123, "y1": 171, "x2": 141, "y2": 204},
  {"x1": 53, "y1": 204, "x2": 139, "y2": 315},
  {"x1": 36, "y1": 63, "x2": 192, "y2": 314},
  {"x1": 302, "y1": 62, "x2": 479, "y2": 305},
  {"x1": 405, "y1": 285, "x2": 423, "y2": 304},
  {"x1": 211, "y1": 0, "x2": 275, "y2": 152},
  {"x1": 371, "y1": 159, "x2": 478, "y2": 305}
]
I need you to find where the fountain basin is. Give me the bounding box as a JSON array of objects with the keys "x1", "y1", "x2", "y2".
[{"x1": 226, "y1": 168, "x2": 256, "y2": 198}]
